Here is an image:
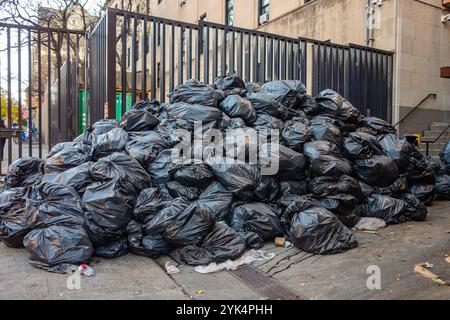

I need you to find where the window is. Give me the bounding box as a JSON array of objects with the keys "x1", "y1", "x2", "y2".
[
  {"x1": 225, "y1": 0, "x2": 234, "y2": 26},
  {"x1": 258, "y1": 0, "x2": 270, "y2": 24}
]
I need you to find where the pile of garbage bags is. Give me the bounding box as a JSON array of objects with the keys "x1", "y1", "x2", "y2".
[{"x1": 0, "y1": 74, "x2": 448, "y2": 273}]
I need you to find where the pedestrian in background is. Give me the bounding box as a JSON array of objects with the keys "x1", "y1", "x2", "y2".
[{"x1": 0, "y1": 119, "x2": 6, "y2": 162}]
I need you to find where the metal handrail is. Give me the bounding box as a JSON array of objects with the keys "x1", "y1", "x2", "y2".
[
  {"x1": 394, "y1": 93, "x2": 436, "y2": 127},
  {"x1": 423, "y1": 124, "x2": 450, "y2": 156}
]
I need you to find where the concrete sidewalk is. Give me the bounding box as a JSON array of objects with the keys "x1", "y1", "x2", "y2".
[{"x1": 0, "y1": 201, "x2": 449, "y2": 300}]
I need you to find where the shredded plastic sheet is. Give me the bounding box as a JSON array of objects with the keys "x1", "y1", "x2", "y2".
[{"x1": 194, "y1": 249, "x2": 276, "y2": 274}]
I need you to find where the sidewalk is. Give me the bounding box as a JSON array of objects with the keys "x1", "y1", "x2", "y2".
[{"x1": 0, "y1": 201, "x2": 449, "y2": 300}]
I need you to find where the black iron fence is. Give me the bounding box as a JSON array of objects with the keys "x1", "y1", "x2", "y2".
[
  {"x1": 90, "y1": 9, "x2": 393, "y2": 124},
  {"x1": 0, "y1": 22, "x2": 86, "y2": 172}
]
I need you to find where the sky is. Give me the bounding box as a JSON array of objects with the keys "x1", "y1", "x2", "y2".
[{"x1": 0, "y1": 0, "x2": 104, "y2": 103}]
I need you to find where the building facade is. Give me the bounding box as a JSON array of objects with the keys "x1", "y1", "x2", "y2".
[{"x1": 102, "y1": 0, "x2": 450, "y2": 134}]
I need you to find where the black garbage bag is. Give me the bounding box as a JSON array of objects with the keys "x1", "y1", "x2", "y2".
[
  {"x1": 219, "y1": 113, "x2": 247, "y2": 130},
  {"x1": 219, "y1": 95, "x2": 257, "y2": 125},
  {"x1": 132, "y1": 99, "x2": 161, "y2": 114},
  {"x1": 405, "y1": 157, "x2": 437, "y2": 185},
  {"x1": 254, "y1": 176, "x2": 280, "y2": 203},
  {"x1": 0, "y1": 187, "x2": 30, "y2": 248},
  {"x1": 169, "y1": 79, "x2": 220, "y2": 107},
  {"x1": 435, "y1": 175, "x2": 450, "y2": 200},
  {"x1": 282, "y1": 200, "x2": 358, "y2": 254},
  {"x1": 90, "y1": 153, "x2": 151, "y2": 193},
  {"x1": 401, "y1": 193, "x2": 428, "y2": 221},
  {"x1": 229, "y1": 203, "x2": 283, "y2": 248},
  {"x1": 265, "y1": 144, "x2": 307, "y2": 181},
  {"x1": 354, "y1": 155, "x2": 399, "y2": 187},
  {"x1": 91, "y1": 127, "x2": 128, "y2": 160},
  {"x1": 127, "y1": 220, "x2": 172, "y2": 258},
  {"x1": 308, "y1": 175, "x2": 366, "y2": 201},
  {"x1": 5, "y1": 157, "x2": 44, "y2": 188},
  {"x1": 282, "y1": 117, "x2": 312, "y2": 152},
  {"x1": 133, "y1": 187, "x2": 173, "y2": 224},
  {"x1": 279, "y1": 180, "x2": 308, "y2": 197},
  {"x1": 48, "y1": 142, "x2": 92, "y2": 157},
  {"x1": 173, "y1": 163, "x2": 215, "y2": 189},
  {"x1": 163, "y1": 202, "x2": 215, "y2": 247},
  {"x1": 146, "y1": 149, "x2": 179, "y2": 185},
  {"x1": 309, "y1": 116, "x2": 343, "y2": 147},
  {"x1": 245, "y1": 92, "x2": 280, "y2": 117},
  {"x1": 245, "y1": 82, "x2": 260, "y2": 93},
  {"x1": 440, "y1": 142, "x2": 450, "y2": 173},
  {"x1": 142, "y1": 197, "x2": 189, "y2": 235},
  {"x1": 125, "y1": 131, "x2": 172, "y2": 167},
  {"x1": 75, "y1": 119, "x2": 119, "y2": 146},
  {"x1": 298, "y1": 95, "x2": 320, "y2": 116},
  {"x1": 378, "y1": 134, "x2": 412, "y2": 172},
  {"x1": 119, "y1": 110, "x2": 160, "y2": 132},
  {"x1": 54, "y1": 162, "x2": 94, "y2": 194},
  {"x1": 316, "y1": 89, "x2": 361, "y2": 123},
  {"x1": 304, "y1": 141, "x2": 353, "y2": 178},
  {"x1": 214, "y1": 74, "x2": 245, "y2": 91},
  {"x1": 165, "y1": 102, "x2": 222, "y2": 131},
  {"x1": 343, "y1": 132, "x2": 383, "y2": 160},
  {"x1": 165, "y1": 181, "x2": 200, "y2": 200},
  {"x1": 93, "y1": 238, "x2": 129, "y2": 259},
  {"x1": 410, "y1": 183, "x2": 435, "y2": 206},
  {"x1": 374, "y1": 176, "x2": 409, "y2": 198},
  {"x1": 312, "y1": 194, "x2": 361, "y2": 228},
  {"x1": 361, "y1": 117, "x2": 396, "y2": 134},
  {"x1": 82, "y1": 178, "x2": 136, "y2": 246},
  {"x1": 23, "y1": 224, "x2": 93, "y2": 273},
  {"x1": 44, "y1": 146, "x2": 91, "y2": 174},
  {"x1": 252, "y1": 114, "x2": 284, "y2": 131},
  {"x1": 199, "y1": 181, "x2": 233, "y2": 221},
  {"x1": 26, "y1": 182, "x2": 85, "y2": 229},
  {"x1": 260, "y1": 80, "x2": 306, "y2": 108},
  {"x1": 209, "y1": 160, "x2": 261, "y2": 201},
  {"x1": 360, "y1": 195, "x2": 406, "y2": 224},
  {"x1": 359, "y1": 180, "x2": 375, "y2": 198},
  {"x1": 170, "y1": 222, "x2": 246, "y2": 266}
]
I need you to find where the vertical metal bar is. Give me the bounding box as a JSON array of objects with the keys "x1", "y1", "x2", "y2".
[
  {"x1": 65, "y1": 32, "x2": 70, "y2": 143},
  {"x1": 245, "y1": 33, "x2": 250, "y2": 82},
  {"x1": 160, "y1": 22, "x2": 166, "y2": 102},
  {"x1": 195, "y1": 24, "x2": 201, "y2": 81},
  {"x1": 237, "y1": 32, "x2": 243, "y2": 78},
  {"x1": 287, "y1": 41, "x2": 293, "y2": 80},
  {"x1": 28, "y1": 30, "x2": 32, "y2": 155},
  {"x1": 312, "y1": 44, "x2": 318, "y2": 95},
  {"x1": 229, "y1": 30, "x2": 235, "y2": 74},
  {"x1": 186, "y1": 27, "x2": 192, "y2": 80},
  {"x1": 293, "y1": 41, "x2": 299, "y2": 80},
  {"x1": 259, "y1": 36, "x2": 266, "y2": 83},
  {"x1": 74, "y1": 33, "x2": 79, "y2": 139},
  {"x1": 252, "y1": 34, "x2": 258, "y2": 83},
  {"x1": 131, "y1": 17, "x2": 137, "y2": 107},
  {"x1": 221, "y1": 28, "x2": 227, "y2": 76},
  {"x1": 7, "y1": 28, "x2": 12, "y2": 165},
  {"x1": 38, "y1": 30, "x2": 42, "y2": 157},
  {"x1": 267, "y1": 37, "x2": 273, "y2": 81},
  {"x1": 151, "y1": 20, "x2": 157, "y2": 100},
  {"x1": 274, "y1": 39, "x2": 280, "y2": 81},
  {"x1": 280, "y1": 40, "x2": 287, "y2": 80},
  {"x1": 141, "y1": 19, "x2": 147, "y2": 100},
  {"x1": 106, "y1": 10, "x2": 117, "y2": 118},
  {"x1": 17, "y1": 29, "x2": 22, "y2": 158},
  {"x1": 169, "y1": 24, "x2": 175, "y2": 93},
  {"x1": 121, "y1": 15, "x2": 127, "y2": 115},
  {"x1": 203, "y1": 25, "x2": 210, "y2": 84},
  {"x1": 47, "y1": 31, "x2": 52, "y2": 150},
  {"x1": 178, "y1": 26, "x2": 184, "y2": 85},
  {"x1": 212, "y1": 27, "x2": 218, "y2": 80},
  {"x1": 301, "y1": 41, "x2": 307, "y2": 85},
  {"x1": 56, "y1": 32, "x2": 61, "y2": 142}
]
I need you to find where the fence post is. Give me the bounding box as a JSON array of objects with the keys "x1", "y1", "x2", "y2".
[{"x1": 106, "y1": 9, "x2": 117, "y2": 119}]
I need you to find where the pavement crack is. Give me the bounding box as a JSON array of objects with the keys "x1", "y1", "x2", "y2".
[
  {"x1": 265, "y1": 250, "x2": 303, "y2": 274},
  {"x1": 268, "y1": 253, "x2": 316, "y2": 277}
]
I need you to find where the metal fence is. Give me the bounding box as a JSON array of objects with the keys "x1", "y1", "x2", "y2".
[
  {"x1": 91, "y1": 8, "x2": 393, "y2": 124},
  {"x1": 0, "y1": 22, "x2": 86, "y2": 172}
]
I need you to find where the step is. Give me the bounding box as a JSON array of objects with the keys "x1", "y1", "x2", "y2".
[
  {"x1": 421, "y1": 131, "x2": 450, "y2": 140},
  {"x1": 419, "y1": 142, "x2": 446, "y2": 150},
  {"x1": 430, "y1": 124, "x2": 450, "y2": 132},
  {"x1": 417, "y1": 148, "x2": 441, "y2": 158}
]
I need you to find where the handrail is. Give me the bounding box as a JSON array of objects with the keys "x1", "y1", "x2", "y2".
[
  {"x1": 394, "y1": 93, "x2": 436, "y2": 127},
  {"x1": 423, "y1": 124, "x2": 450, "y2": 156}
]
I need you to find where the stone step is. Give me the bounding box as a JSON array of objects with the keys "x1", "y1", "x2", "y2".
[
  {"x1": 417, "y1": 148, "x2": 441, "y2": 157},
  {"x1": 421, "y1": 131, "x2": 450, "y2": 140},
  {"x1": 419, "y1": 142, "x2": 446, "y2": 150},
  {"x1": 430, "y1": 124, "x2": 450, "y2": 132}
]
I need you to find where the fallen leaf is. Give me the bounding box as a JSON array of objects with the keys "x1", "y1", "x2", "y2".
[
  {"x1": 196, "y1": 290, "x2": 205, "y2": 295},
  {"x1": 414, "y1": 264, "x2": 449, "y2": 286},
  {"x1": 446, "y1": 257, "x2": 450, "y2": 264}
]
